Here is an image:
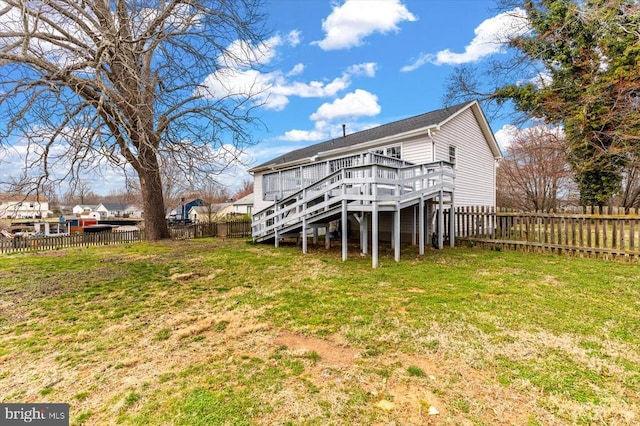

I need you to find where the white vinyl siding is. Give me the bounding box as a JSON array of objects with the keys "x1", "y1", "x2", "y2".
[
  {"x1": 253, "y1": 174, "x2": 271, "y2": 212},
  {"x1": 401, "y1": 134, "x2": 433, "y2": 164},
  {"x1": 433, "y1": 108, "x2": 496, "y2": 207}
]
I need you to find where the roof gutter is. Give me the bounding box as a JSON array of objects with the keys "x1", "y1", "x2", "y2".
[{"x1": 248, "y1": 156, "x2": 316, "y2": 174}]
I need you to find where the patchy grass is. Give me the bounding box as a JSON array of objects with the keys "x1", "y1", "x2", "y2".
[{"x1": 0, "y1": 238, "x2": 639, "y2": 425}]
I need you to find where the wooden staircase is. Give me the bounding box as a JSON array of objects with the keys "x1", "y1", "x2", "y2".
[{"x1": 252, "y1": 158, "x2": 455, "y2": 267}]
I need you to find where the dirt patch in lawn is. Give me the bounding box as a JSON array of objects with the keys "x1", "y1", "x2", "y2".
[{"x1": 274, "y1": 331, "x2": 360, "y2": 368}]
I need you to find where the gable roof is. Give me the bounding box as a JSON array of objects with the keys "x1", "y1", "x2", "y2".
[
  {"x1": 232, "y1": 193, "x2": 254, "y2": 206},
  {"x1": 0, "y1": 193, "x2": 49, "y2": 203},
  {"x1": 250, "y1": 101, "x2": 500, "y2": 173},
  {"x1": 98, "y1": 202, "x2": 128, "y2": 211},
  {"x1": 74, "y1": 204, "x2": 99, "y2": 210}
]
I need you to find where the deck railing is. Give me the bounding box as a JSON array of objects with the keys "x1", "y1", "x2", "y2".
[
  {"x1": 253, "y1": 160, "x2": 454, "y2": 241},
  {"x1": 262, "y1": 152, "x2": 413, "y2": 201}
]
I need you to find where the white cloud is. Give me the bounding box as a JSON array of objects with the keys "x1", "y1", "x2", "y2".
[
  {"x1": 282, "y1": 128, "x2": 328, "y2": 142},
  {"x1": 278, "y1": 118, "x2": 382, "y2": 143},
  {"x1": 0, "y1": 134, "x2": 130, "y2": 195},
  {"x1": 218, "y1": 35, "x2": 283, "y2": 68},
  {"x1": 286, "y1": 63, "x2": 305, "y2": 77},
  {"x1": 401, "y1": 8, "x2": 529, "y2": 71},
  {"x1": 201, "y1": 61, "x2": 377, "y2": 111},
  {"x1": 287, "y1": 29, "x2": 302, "y2": 47},
  {"x1": 310, "y1": 89, "x2": 381, "y2": 121},
  {"x1": 347, "y1": 62, "x2": 377, "y2": 77},
  {"x1": 400, "y1": 53, "x2": 431, "y2": 72},
  {"x1": 495, "y1": 123, "x2": 565, "y2": 151},
  {"x1": 494, "y1": 124, "x2": 520, "y2": 150},
  {"x1": 314, "y1": 0, "x2": 416, "y2": 51}
]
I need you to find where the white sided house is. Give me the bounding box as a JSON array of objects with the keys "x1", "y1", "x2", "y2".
[
  {"x1": 0, "y1": 194, "x2": 52, "y2": 219},
  {"x1": 250, "y1": 101, "x2": 501, "y2": 267}
]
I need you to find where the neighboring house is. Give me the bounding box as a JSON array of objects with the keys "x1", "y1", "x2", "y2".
[
  {"x1": 0, "y1": 194, "x2": 52, "y2": 219},
  {"x1": 72, "y1": 204, "x2": 99, "y2": 216},
  {"x1": 231, "y1": 193, "x2": 254, "y2": 216},
  {"x1": 168, "y1": 198, "x2": 205, "y2": 222},
  {"x1": 249, "y1": 101, "x2": 502, "y2": 267},
  {"x1": 126, "y1": 205, "x2": 144, "y2": 218},
  {"x1": 188, "y1": 203, "x2": 232, "y2": 222},
  {"x1": 96, "y1": 202, "x2": 142, "y2": 218},
  {"x1": 72, "y1": 203, "x2": 142, "y2": 219}
]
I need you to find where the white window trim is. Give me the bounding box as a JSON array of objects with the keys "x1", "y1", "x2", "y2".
[{"x1": 449, "y1": 145, "x2": 457, "y2": 168}]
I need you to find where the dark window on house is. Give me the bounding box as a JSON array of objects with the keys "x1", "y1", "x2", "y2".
[
  {"x1": 372, "y1": 145, "x2": 401, "y2": 159},
  {"x1": 449, "y1": 145, "x2": 456, "y2": 166},
  {"x1": 387, "y1": 146, "x2": 401, "y2": 159}
]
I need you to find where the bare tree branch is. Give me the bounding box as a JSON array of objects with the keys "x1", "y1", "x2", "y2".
[{"x1": 0, "y1": 0, "x2": 269, "y2": 239}]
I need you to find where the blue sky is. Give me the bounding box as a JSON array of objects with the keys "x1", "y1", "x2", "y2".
[
  {"x1": 227, "y1": 0, "x2": 524, "y2": 186},
  {"x1": 1, "y1": 0, "x2": 527, "y2": 195}
]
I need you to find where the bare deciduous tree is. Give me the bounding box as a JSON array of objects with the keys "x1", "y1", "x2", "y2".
[
  {"x1": 0, "y1": 0, "x2": 267, "y2": 239},
  {"x1": 497, "y1": 126, "x2": 576, "y2": 211},
  {"x1": 63, "y1": 178, "x2": 100, "y2": 206},
  {"x1": 196, "y1": 179, "x2": 229, "y2": 222},
  {"x1": 613, "y1": 163, "x2": 640, "y2": 209},
  {"x1": 232, "y1": 178, "x2": 253, "y2": 200}
]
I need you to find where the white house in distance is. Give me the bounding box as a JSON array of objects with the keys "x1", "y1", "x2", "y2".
[
  {"x1": 188, "y1": 195, "x2": 253, "y2": 222},
  {"x1": 95, "y1": 203, "x2": 143, "y2": 218},
  {"x1": 0, "y1": 194, "x2": 52, "y2": 219},
  {"x1": 72, "y1": 203, "x2": 143, "y2": 219},
  {"x1": 72, "y1": 204, "x2": 99, "y2": 216},
  {"x1": 249, "y1": 101, "x2": 502, "y2": 267},
  {"x1": 231, "y1": 193, "x2": 254, "y2": 216}
]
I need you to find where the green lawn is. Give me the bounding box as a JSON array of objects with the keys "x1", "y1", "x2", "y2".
[{"x1": 0, "y1": 239, "x2": 638, "y2": 425}]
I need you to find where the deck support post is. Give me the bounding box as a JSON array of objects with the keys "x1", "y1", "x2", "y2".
[
  {"x1": 355, "y1": 213, "x2": 368, "y2": 255},
  {"x1": 341, "y1": 199, "x2": 348, "y2": 261},
  {"x1": 438, "y1": 190, "x2": 444, "y2": 249},
  {"x1": 362, "y1": 215, "x2": 368, "y2": 255},
  {"x1": 274, "y1": 202, "x2": 280, "y2": 248},
  {"x1": 325, "y1": 225, "x2": 330, "y2": 249},
  {"x1": 302, "y1": 216, "x2": 307, "y2": 254},
  {"x1": 313, "y1": 227, "x2": 318, "y2": 245},
  {"x1": 372, "y1": 203, "x2": 379, "y2": 268},
  {"x1": 419, "y1": 196, "x2": 425, "y2": 255},
  {"x1": 426, "y1": 202, "x2": 432, "y2": 244},
  {"x1": 394, "y1": 205, "x2": 401, "y2": 262},
  {"x1": 412, "y1": 206, "x2": 417, "y2": 246}
]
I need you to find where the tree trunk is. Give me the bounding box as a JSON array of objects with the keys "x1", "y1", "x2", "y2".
[{"x1": 139, "y1": 165, "x2": 171, "y2": 241}]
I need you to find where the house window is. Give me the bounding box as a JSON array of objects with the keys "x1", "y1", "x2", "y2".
[
  {"x1": 372, "y1": 145, "x2": 401, "y2": 159},
  {"x1": 387, "y1": 146, "x2": 401, "y2": 159},
  {"x1": 449, "y1": 145, "x2": 457, "y2": 166}
]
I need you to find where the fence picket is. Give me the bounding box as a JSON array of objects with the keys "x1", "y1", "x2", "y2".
[
  {"x1": 1, "y1": 219, "x2": 252, "y2": 254},
  {"x1": 453, "y1": 207, "x2": 640, "y2": 261}
]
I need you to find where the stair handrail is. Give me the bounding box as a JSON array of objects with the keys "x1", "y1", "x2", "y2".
[{"x1": 252, "y1": 160, "x2": 454, "y2": 239}]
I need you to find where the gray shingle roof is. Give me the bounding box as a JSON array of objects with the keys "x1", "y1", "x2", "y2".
[
  {"x1": 100, "y1": 202, "x2": 128, "y2": 211},
  {"x1": 251, "y1": 101, "x2": 473, "y2": 171}
]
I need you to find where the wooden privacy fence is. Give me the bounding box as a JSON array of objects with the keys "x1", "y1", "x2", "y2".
[
  {"x1": 0, "y1": 219, "x2": 252, "y2": 254},
  {"x1": 450, "y1": 206, "x2": 640, "y2": 261}
]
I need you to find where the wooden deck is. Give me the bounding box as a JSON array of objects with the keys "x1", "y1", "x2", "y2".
[{"x1": 252, "y1": 156, "x2": 455, "y2": 268}]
